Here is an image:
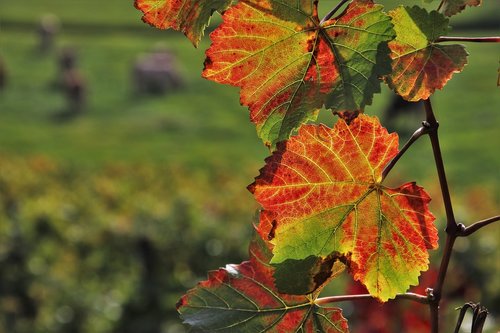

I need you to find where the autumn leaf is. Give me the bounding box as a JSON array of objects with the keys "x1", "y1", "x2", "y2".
[
  {"x1": 177, "y1": 228, "x2": 349, "y2": 332},
  {"x1": 384, "y1": 6, "x2": 468, "y2": 101},
  {"x1": 440, "y1": 0, "x2": 482, "y2": 17},
  {"x1": 134, "y1": 0, "x2": 233, "y2": 46},
  {"x1": 249, "y1": 115, "x2": 438, "y2": 301},
  {"x1": 203, "y1": 0, "x2": 394, "y2": 147}
]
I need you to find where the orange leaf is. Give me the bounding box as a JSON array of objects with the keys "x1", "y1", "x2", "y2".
[{"x1": 134, "y1": 0, "x2": 232, "y2": 46}]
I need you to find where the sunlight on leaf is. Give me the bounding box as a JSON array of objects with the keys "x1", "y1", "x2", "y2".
[
  {"x1": 384, "y1": 6, "x2": 468, "y2": 101},
  {"x1": 134, "y1": 0, "x2": 233, "y2": 46},
  {"x1": 203, "y1": 0, "x2": 394, "y2": 147},
  {"x1": 177, "y1": 229, "x2": 349, "y2": 332},
  {"x1": 249, "y1": 115, "x2": 438, "y2": 301}
]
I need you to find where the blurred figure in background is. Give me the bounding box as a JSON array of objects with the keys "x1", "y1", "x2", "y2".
[
  {"x1": 0, "y1": 56, "x2": 7, "y2": 90},
  {"x1": 37, "y1": 14, "x2": 60, "y2": 54},
  {"x1": 55, "y1": 48, "x2": 87, "y2": 117},
  {"x1": 132, "y1": 44, "x2": 183, "y2": 95}
]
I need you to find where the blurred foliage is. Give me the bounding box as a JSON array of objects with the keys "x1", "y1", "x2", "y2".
[
  {"x1": 0, "y1": 155, "x2": 498, "y2": 332},
  {"x1": 0, "y1": 155, "x2": 258, "y2": 333}
]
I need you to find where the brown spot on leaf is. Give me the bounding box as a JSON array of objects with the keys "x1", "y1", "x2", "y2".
[
  {"x1": 203, "y1": 56, "x2": 213, "y2": 70},
  {"x1": 175, "y1": 296, "x2": 187, "y2": 310},
  {"x1": 333, "y1": 110, "x2": 360, "y2": 124},
  {"x1": 268, "y1": 220, "x2": 277, "y2": 240}
]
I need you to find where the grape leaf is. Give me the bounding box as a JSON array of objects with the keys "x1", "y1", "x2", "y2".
[
  {"x1": 259, "y1": 211, "x2": 346, "y2": 295},
  {"x1": 134, "y1": 0, "x2": 233, "y2": 46},
  {"x1": 441, "y1": 0, "x2": 482, "y2": 17},
  {"x1": 203, "y1": 0, "x2": 394, "y2": 147},
  {"x1": 248, "y1": 115, "x2": 438, "y2": 301},
  {"x1": 384, "y1": 6, "x2": 468, "y2": 101},
  {"x1": 177, "y1": 228, "x2": 349, "y2": 332}
]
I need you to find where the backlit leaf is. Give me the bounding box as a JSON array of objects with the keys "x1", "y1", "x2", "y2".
[
  {"x1": 384, "y1": 6, "x2": 468, "y2": 101},
  {"x1": 203, "y1": 0, "x2": 394, "y2": 146},
  {"x1": 177, "y1": 229, "x2": 349, "y2": 332},
  {"x1": 249, "y1": 115, "x2": 438, "y2": 301},
  {"x1": 260, "y1": 211, "x2": 346, "y2": 295},
  {"x1": 440, "y1": 0, "x2": 482, "y2": 17},
  {"x1": 134, "y1": 0, "x2": 233, "y2": 46}
]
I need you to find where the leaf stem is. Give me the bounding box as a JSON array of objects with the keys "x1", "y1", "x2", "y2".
[
  {"x1": 436, "y1": 36, "x2": 500, "y2": 43},
  {"x1": 320, "y1": 0, "x2": 350, "y2": 24},
  {"x1": 460, "y1": 215, "x2": 500, "y2": 237},
  {"x1": 315, "y1": 292, "x2": 429, "y2": 305},
  {"x1": 382, "y1": 122, "x2": 428, "y2": 181},
  {"x1": 437, "y1": 0, "x2": 444, "y2": 12}
]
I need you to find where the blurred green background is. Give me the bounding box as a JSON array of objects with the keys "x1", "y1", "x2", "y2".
[{"x1": 0, "y1": 1, "x2": 498, "y2": 332}]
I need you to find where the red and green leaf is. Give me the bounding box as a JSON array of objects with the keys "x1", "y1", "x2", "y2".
[
  {"x1": 440, "y1": 0, "x2": 482, "y2": 17},
  {"x1": 203, "y1": 0, "x2": 394, "y2": 147},
  {"x1": 177, "y1": 229, "x2": 349, "y2": 332},
  {"x1": 249, "y1": 115, "x2": 438, "y2": 301},
  {"x1": 134, "y1": 0, "x2": 233, "y2": 46},
  {"x1": 384, "y1": 6, "x2": 468, "y2": 101}
]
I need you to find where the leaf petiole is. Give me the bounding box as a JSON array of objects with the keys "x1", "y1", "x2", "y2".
[
  {"x1": 316, "y1": 292, "x2": 429, "y2": 305},
  {"x1": 436, "y1": 36, "x2": 500, "y2": 43},
  {"x1": 381, "y1": 121, "x2": 429, "y2": 181},
  {"x1": 320, "y1": 0, "x2": 351, "y2": 24}
]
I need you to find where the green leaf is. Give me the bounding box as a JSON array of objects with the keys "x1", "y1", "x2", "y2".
[{"x1": 258, "y1": 210, "x2": 346, "y2": 295}]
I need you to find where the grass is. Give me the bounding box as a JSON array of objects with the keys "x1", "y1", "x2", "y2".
[
  {"x1": 0, "y1": 0, "x2": 144, "y2": 27},
  {"x1": 0, "y1": 29, "x2": 266, "y2": 172},
  {"x1": 0, "y1": 0, "x2": 498, "y2": 208},
  {"x1": 1, "y1": 0, "x2": 498, "y2": 27}
]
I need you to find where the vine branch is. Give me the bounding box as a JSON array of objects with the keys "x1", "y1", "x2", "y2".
[
  {"x1": 436, "y1": 36, "x2": 500, "y2": 43},
  {"x1": 316, "y1": 292, "x2": 429, "y2": 305},
  {"x1": 423, "y1": 98, "x2": 457, "y2": 234},
  {"x1": 460, "y1": 215, "x2": 500, "y2": 237},
  {"x1": 423, "y1": 98, "x2": 460, "y2": 333}
]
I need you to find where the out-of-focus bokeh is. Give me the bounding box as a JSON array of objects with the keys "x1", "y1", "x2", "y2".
[{"x1": 0, "y1": 1, "x2": 498, "y2": 332}]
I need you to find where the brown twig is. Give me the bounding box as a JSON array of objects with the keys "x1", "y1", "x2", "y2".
[
  {"x1": 460, "y1": 215, "x2": 500, "y2": 237},
  {"x1": 423, "y1": 98, "x2": 462, "y2": 333}
]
